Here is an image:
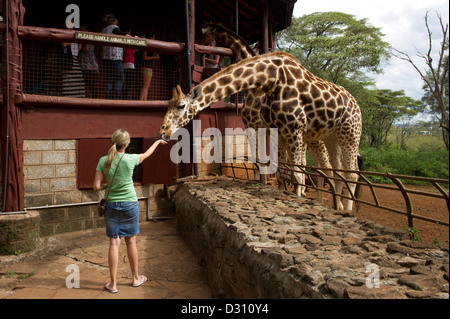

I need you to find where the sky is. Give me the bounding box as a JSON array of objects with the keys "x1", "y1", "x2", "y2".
[{"x1": 293, "y1": 0, "x2": 449, "y2": 104}]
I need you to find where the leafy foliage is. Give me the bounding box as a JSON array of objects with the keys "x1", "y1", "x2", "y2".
[
  {"x1": 360, "y1": 146, "x2": 449, "y2": 183},
  {"x1": 277, "y1": 12, "x2": 391, "y2": 84},
  {"x1": 361, "y1": 89, "x2": 425, "y2": 148}
]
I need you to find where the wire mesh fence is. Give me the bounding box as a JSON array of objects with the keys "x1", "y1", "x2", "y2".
[{"x1": 21, "y1": 39, "x2": 182, "y2": 101}]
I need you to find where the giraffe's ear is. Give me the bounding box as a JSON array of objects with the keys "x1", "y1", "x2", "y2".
[{"x1": 190, "y1": 85, "x2": 202, "y2": 102}]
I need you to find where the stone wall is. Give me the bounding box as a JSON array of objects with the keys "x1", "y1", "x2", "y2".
[
  {"x1": 23, "y1": 139, "x2": 78, "y2": 207},
  {"x1": 0, "y1": 212, "x2": 40, "y2": 255},
  {"x1": 174, "y1": 178, "x2": 449, "y2": 299}
]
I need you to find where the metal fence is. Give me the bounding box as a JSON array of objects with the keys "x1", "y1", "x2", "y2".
[
  {"x1": 221, "y1": 158, "x2": 449, "y2": 229},
  {"x1": 22, "y1": 39, "x2": 181, "y2": 101}
]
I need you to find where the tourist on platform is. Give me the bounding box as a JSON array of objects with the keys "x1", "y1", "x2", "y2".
[
  {"x1": 203, "y1": 38, "x2": 220, "y2": 68},
  {"x1": 122, "y1": 26, "x2": 137, "y2": 100},
  {"x1": 79, "y1": 26, "x2": 99, "y2": 98},
  {"x1": 60, "y1": 41, "x2": 86, "y2": 98},
  {"x1": 101, "y1": 14, "x2": 126, "y2": 99},
  {"x1": 139, "y1": 32, "x2": 159, "y2": 101}
]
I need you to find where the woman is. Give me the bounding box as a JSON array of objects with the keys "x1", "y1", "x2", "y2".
[{"x1": 93, "y1": 129, "x2": 167, "y2": 293}]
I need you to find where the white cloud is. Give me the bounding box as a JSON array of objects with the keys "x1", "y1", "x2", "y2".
[{"x1": 292, "y1": 0, "x2": 449, "y2": 101}]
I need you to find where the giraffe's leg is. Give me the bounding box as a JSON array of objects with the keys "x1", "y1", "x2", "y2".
[
  {"x1": 241, "y1": 112, "x2": 261, "y2": 181},
  {"x1": 287, "y1": 136, "x2": 306, "y2": 197},
  {"x1": 276, "y1": 137, "x2": 288, "y2": 190},
  {"x1": 324, "y1": 137, "x2": 344, "y2": 210},
  {"x1": 339, "y1": 142, "x2": 360, "y2": 211},
  {"x1": 244, "y1": 124, "x2": 263, "y2": 182},
  {"x1": 308, "y1": 141, "x2": 331, "y2": 204}
]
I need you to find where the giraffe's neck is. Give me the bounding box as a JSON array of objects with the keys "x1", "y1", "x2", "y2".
[
  {"x1": 194, "y1": 54, "x2": 282, "y2": 111},
  {"x1": 215, "y1": 31, "x2": 255, "y2": 60}
]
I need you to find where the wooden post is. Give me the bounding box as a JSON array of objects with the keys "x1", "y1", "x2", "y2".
[
  {"x1": 1, "y1": 0, "x2": 25, "y2": 212},
  {"x1": 258, "y1": 0, "x2": 269, "y2": 184},
  {"x1": 389, "y1": 175, "x2": 415, "y2": 229},
  {"x1": 259, "y1": 0, "x2": 269, "y2": 54},
  {"x1": 189, "y1": 0, "x2": 196, "y2": 68}
]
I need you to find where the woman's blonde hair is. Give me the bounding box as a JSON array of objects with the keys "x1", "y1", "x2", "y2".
[{"x1": 104, "y1": 129, "x2": 130, "y2": 169}]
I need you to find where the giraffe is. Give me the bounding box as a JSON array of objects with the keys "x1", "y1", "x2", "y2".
[
  {"x1": 158, "y1": 51, "x2": 362, "y2": 210},
  {"x1": 202, "y1": 24, "x2": 332, "y2": 203}
]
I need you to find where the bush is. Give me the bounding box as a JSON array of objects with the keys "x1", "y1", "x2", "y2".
[{"x1": 359, "y1": 147, "x2": 449, "y2": 184}]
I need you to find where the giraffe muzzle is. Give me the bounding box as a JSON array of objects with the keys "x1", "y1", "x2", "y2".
[{"x1": 160, "y1": 133, "x2": 170, "y2": 142}]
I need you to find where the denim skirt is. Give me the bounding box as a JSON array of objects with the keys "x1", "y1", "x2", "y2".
[{"x1": 104, "y1": 201, "x2": 139, "y2": 238}]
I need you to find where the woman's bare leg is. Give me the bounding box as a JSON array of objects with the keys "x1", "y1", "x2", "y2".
[
  {"x1": 108, "y1": 236, "x2": 121, "y2": 291},
  {"x1": 124, "y1": 236, "x2": 141, "y2": 285}
]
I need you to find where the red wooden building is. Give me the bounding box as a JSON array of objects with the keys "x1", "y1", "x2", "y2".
[{"x1": 0, "y1": 0, "x2": 296, "y2": 218}]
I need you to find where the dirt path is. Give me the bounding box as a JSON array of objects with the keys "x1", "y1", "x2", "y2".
[{"x1": 305, "y1": 184, "x2": 449, "y2": 244}]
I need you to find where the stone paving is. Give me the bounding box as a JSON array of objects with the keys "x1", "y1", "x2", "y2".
[
  {"x1": 176, "y1": 177, "x2": 449, "y2": 299},
  {"x1": 0, "y1": 220, "x2": 212, "y2": 299}
]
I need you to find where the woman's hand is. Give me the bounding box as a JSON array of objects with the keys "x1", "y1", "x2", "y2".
[{"x1": 157, "y1": 139, "x2": 168, "y2": 145}]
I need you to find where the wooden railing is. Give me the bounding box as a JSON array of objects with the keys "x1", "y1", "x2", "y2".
[{"x1": 221, "y1": 158, "x2": 449, "y2": 229}]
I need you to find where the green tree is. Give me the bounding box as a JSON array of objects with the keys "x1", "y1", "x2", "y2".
[
  {"x1": 363, "y1": 89, "x2": 425, "y2": 148},
  {"x1": 277, "y1": 12, "x2": 391, "y2": 85}
]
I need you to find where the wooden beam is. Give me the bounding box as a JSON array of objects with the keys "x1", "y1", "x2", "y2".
[
  {"x1": 14, "y1": 93, "x2": 169, "y2": 110},
  {"x1": 17, "y1": 25, "x2": 185, "y2": 55},
  {"x1": 194, "y1": 44, "x2": 233, "y2": 57}
]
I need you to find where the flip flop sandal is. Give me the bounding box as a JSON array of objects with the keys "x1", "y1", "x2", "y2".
[
  {"x1": 105, "y1": 283, "x2": 118, "y2": 294},
  {"x1": 132, "y1": 275, "x2": 147, "y2": 287}
]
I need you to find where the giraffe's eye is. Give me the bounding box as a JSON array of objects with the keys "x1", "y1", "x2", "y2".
[{"x1": 177, "y1": 103, "x2": 186, "y2": 110}]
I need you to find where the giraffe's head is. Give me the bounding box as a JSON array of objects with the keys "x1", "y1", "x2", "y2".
[
  {"x1": 201, "y1": 24, "x2": 220, "y2": 45},
  {"x1": 158, "y1": 85, "x2": 203, "y2": 142}
]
